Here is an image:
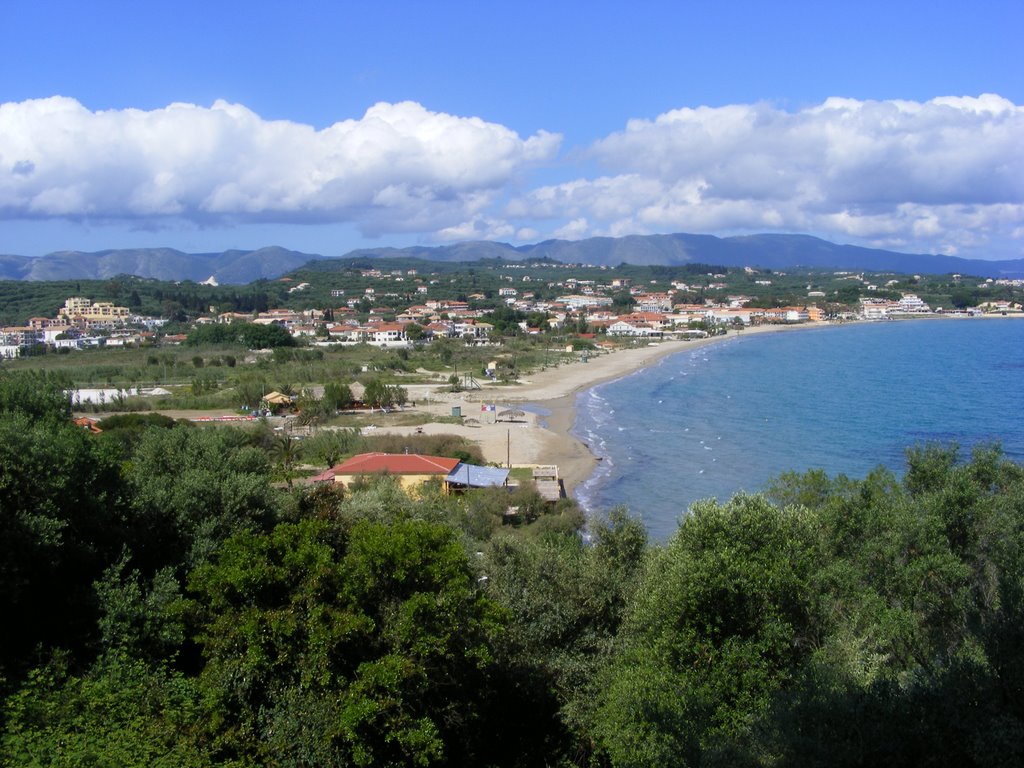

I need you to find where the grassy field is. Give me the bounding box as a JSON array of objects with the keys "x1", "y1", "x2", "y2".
[{"x1": 6, "y1": 337, "x2": 586, "y2": 413}]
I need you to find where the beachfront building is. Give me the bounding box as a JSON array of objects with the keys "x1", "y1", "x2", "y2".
[
  {"x1": 860, "y1": 299, "x2": 895, "y2": 320},
  {"x1": 978, "y1": 300, "x2": 1023, "y2": 314},
  {"x1": 762, "y1": 307, "x2": 810, "y2": 323},
  {"x1": 608, "y1": 318, "x2": 662, "y2": 337},
  {"x1": 894, "y1": 294, "x2": 932, "y2": 314},
  {"x1": 323, "y1": 452, "x2": 460, "y2": 491},
  {"x1": 708, "y1": 308, "x2": 754, "y2": 325},
  {"x1": 312, "y1": 452, "x2": 507, "y2": 494},
  {"x1": 635, "y1": 293, "x2": 674, "y2": 313}
]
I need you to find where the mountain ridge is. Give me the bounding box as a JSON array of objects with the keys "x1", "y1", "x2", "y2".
[
  {"x1": 1, "y1": 234, "x2": 1021, "y2": 283},
  {"x1": 0, "y1": 246, "x2": 315, "y2": 283}
]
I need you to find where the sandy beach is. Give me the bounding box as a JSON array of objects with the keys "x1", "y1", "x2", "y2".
[{"x1": 371, "y1": 322, "x2": 828, "y2": 497}]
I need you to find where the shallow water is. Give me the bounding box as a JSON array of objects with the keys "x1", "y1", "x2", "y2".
[{"x1": 573, "y1": 320, "x2": 1024, "y2": 540}]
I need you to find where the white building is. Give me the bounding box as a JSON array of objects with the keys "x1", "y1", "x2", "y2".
[
  {"x1": 895, "y1": 294, "x2": 931, "y2": 313},
  {"x1": 557, "y1": 295, "x2": 614, "y2": 310}
]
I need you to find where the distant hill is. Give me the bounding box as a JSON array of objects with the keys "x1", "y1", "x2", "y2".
[
  {"x1": 344, "y1": 233, "x2": 1024, "y2": 279},
  {"x1": 0, "y1": 246, "x2": 317, "y2": 284},
  {"x1": 1, "y1": 234, "x2": 1021, "y2": 282}
]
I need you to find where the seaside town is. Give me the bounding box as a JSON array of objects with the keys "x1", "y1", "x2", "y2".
[
  {"x1": 1, "y1": 258, "x2": 1021, "y2": 504},
  {"x1": 2, "y1": 263, "x2": 1022, "y2": 357}
]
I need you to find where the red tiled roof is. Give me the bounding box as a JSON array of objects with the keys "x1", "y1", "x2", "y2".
[
  {"x1": 332, "y1": 452, "x2": 460, "y2": 476},
  {"x1": 308, "y1": 468, "x2": 336, "y2": 483},
  {"x1": 72, "y1": 416, "x2": 103, "y2": 434}
]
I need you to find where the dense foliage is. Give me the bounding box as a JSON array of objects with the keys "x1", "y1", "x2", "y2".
[
  {"x1": 0, "y1": 275, "x2": 275, "y2": 327},
  {"x1": 185, "y1": 322, "x2": 296, "y2": 349},
  {"x1": 3, "y1": 369, "x2": 1024, "y2": 765}
]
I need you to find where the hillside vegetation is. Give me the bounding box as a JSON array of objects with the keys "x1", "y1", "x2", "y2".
[{"x1": 2, "y1": 371, "x2": 1024, "y2": 766}]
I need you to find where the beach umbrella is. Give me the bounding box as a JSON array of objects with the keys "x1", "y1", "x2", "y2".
[{"x1": 498, "y1": 408, "x2": 526, "y2": 421}]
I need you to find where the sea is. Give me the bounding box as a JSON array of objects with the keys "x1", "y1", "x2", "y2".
[{"x1": 572, "y1": 319, "x2": 1024, "y2": 540}]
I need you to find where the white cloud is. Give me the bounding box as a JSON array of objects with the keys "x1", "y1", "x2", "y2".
[
  {"x1": 435, "y1": 217, "x2": 516, "y2": 242},
  {"x1": 553, "y1": 217, "x2": 590, "y2": 240},
  {"x1": 512, "y1": 95, "x2": 1024, "y2": 259},
  {"x1": 0, "y1": 97, "x2": 560, "y2": 235},
  {"x1": 2, "y1": 94, "x2": 1022, "y2": 260}
]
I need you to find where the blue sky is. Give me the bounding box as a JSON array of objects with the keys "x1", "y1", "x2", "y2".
[{"x1": 1, "y1": 0, "x2": 1021, "y2": 260}]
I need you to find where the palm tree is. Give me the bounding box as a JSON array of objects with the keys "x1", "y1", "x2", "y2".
[{"x1": 271, "y1": 434, "x2": 303, "y2": 490}]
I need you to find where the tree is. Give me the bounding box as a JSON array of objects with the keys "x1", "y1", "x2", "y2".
[
  {"x1": 125, "y1": 426, "x2": 278, "y2": 573},
  {"x1": 611, "y1": 290, "x2": 636, "y2": 313},
  {"x1": 594, "y1": 494, "x2": 819, "y2": 765},
  {"x1": 0, "y1": 412, "x2": 128, "y2": 677},
  {"x1": 234, "y1": 373, "x2": 268, "y2": 409},
  {"x1": 270, "y1": 434, "x2": 303, "y2": 489},
  {"x1": 363, "y1": 379, "x2": 404, "y2": 410},
  {"x1": 187, "y1": 517, "x2": 505, "y2": 766},
  {"x1": 2, "y1": 654, "x2": 213, "y2": 767},
  {"x1": 392, "y1": 384, "x2": 408, "y2": 408},
  {"x1": 482, "y1": 508, "x2": 649, "y2": 762},
  {"x1": 185, "y1": 322, "x2": 295, "y2": 349},
  {"x1": 752, "y1": 447, "x2": 1024, "y2": 767},
  {"x1": 323, "y1": 381, "x2": 354, "y2": 411},
  {"x1": 303, "y1": 429, "x2": 363, "y2": 469},
  {"x1": 0, "y1": 370, "x2": 72, "y2": 422}
]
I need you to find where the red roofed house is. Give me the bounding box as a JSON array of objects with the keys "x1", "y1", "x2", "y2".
[{"x1": 318, "y1": 452, "x2": 461, "y2": 491}]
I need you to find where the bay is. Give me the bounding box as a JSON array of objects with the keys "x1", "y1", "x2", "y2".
[{"x1": 572, "y1": 319, "x2": 1024, "y2": 540}]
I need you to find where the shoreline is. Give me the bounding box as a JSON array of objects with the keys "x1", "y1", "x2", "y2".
[
  {"x1": 83, "y1": 314, "x2": 1022, "y2": 505},
  {"x1": 471, "y1": 315, "x2": 1024, "y2": 495},
  {"x1": 509, "y1": 323, "x2": 831, "y2": 495},
  {"x1": 390, "y1": 321, "x2": 837, "y2": 498}
]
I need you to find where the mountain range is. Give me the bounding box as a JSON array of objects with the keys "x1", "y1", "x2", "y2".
[
  {"x1": 1, "y1": 234, "x2": 1021, "y2": 283},
  {"x1": 0, "y1": 246, "x2": 314, "y2": 283}
]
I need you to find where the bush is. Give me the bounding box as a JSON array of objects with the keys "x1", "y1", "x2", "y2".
[{"x1": 363, "y1": 433, "x2": 485, "y2": 465}]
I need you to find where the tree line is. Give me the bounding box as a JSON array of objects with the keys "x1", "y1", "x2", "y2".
[{"x1": 2, "y1": 369, "x2": 1024, "y2": 766}]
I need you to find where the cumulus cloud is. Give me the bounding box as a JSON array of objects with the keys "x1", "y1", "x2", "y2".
[
  {"x1": 0, "y1": 97, "x2": 560, "y2": 235},
  {"x1": 2, "y1": 94, "x2": 1021, "y2": 259},
  {"x1": 435, "y1": 216, "x2": 516, "y2": 242},
  {"x1": 513, "y1": 95, "x2": 1024, "y2": 258}
]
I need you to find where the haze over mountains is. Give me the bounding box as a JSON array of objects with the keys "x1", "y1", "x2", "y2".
[
  {"x1": 1, "y1": 234, "x2": 1022, "y2": 284},
  {"x1": 0, "y1": 246, "x2": 313, "y2": 284}
]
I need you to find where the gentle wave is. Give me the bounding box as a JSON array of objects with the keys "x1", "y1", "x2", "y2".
[{"x1": 572, "y1": 320, "x2": 1024, "y2": 540}]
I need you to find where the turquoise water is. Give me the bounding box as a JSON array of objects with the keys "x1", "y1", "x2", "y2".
[{"x1": 572, "y1": 320, "x2": 1024, "y2": 540}]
